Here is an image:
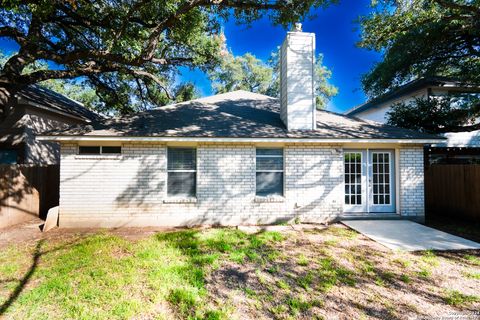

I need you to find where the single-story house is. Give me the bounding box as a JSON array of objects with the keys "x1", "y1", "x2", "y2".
[
  {"x1": 38, "y1": 28, "x2": 444, "y2": 228},
  {"x1": 0, "y1": 84, "x2": 101, "y2": 164}
]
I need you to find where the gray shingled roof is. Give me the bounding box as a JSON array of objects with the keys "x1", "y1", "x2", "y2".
[
  {"x1": 44, "y1": 90, "x2": 443, "y2": 140},
  {"x1": 19, "y1": 85, "x2": 101, "y2": 122}
]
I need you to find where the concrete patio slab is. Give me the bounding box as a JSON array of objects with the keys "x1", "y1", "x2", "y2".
[{"x1": 342, "y1": 220, "x2": 480, "y2": 251}]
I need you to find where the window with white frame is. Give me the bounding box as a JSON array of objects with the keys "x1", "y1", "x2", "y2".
[
  {"x1": 167, "y1": 147, "x2": 196, "y2": 197},
  {"x1": 78, "y1": 146, "x2": 121, "y2": 155},
  {"x1": 256, "y1": 148, "x2": 284, "y2": 196}
]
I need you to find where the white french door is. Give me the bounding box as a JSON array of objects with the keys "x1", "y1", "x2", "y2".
[{"x1": 344, "y1": 150, "x2": 396, "y2": 214}]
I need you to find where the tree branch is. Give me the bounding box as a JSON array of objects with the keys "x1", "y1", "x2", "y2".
[{"x1": 130, "y1": 69, "x2": 172, "y2": 99}]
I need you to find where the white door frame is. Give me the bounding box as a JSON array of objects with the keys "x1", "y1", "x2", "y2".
[{"x1": 343, "y1": 149, "x2": 397, "y2": 214}]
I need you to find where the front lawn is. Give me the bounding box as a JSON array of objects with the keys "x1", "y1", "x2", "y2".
[{"x1": 0, "y1": 224, "x2": 479, "y2": 319}]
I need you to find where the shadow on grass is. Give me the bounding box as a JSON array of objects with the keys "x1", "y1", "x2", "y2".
[
  {"x1": 0, "y1": 237, "x2": 84, "y2": 316},
  {"x1": 0, "y1": 240, "x2": 44, "y2": 315},
  {"x1": 153, "y1": 228, "x2": 283, "y2": 319}
]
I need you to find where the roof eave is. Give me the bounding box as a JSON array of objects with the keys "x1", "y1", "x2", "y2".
[{"x1": 36, "y1": 135, "x2": 445, "y2": 144}]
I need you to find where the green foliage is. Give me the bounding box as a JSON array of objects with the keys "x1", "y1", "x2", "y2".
[
  {"x1": 0, "y1": 0, "x2": 335, "y2": 115},
  {"x1": 209, "y1": 52, "x2": 274, "y2": 94},
  {"x1": 0, "y1": 52, "x2": 100, "y2": 111},
  {"x1": 386, "y1": 95, "x2": 480, "y2": 133},
  {"x1": 443, "y1": 290, "x2": 480, "y2": 306},
  {"x1": 209, "y1": 50, "x2": 338, "y2": 109},
  {"x1": 358, "y1": 0, "x2": 480, "y2": 98},
  {"x1": 174, "y1": 82, "x2": 200, "y2": 103}
]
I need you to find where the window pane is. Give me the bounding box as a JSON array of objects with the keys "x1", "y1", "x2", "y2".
[
  {"x1": 0, "y1": 150, "x2": 17, "y2": 164},
  {"x1": 167, "y1": 172, "x2": 196, "y2": 197},
  {"x1": 168, "y1": 148, "x2": 196, "y2": 170},
  {"x1": 256, "y1": 157, "x2": 283, "y2": 171},
  {"x1": 257, "y1": 149, "x2": 283, "y2": 156},
  {"x1": 256, "y1": 172, "x2": 283, "y2": 196},
  {"x1": 79, "y1": 146, "x2": 100, "y2": 155},
  {"x1": 102, "y1": 146, "x2": 121, "y2": 154}
]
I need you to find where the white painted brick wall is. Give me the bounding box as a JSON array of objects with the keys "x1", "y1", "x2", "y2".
[
  {"x1": 280, "y1": 32, "x2": 316, "y2": 130},
  {"x1": 59, "y1": 143, "x2": 425, "y2": 227},
  {"x1": 59, "y1": 142, "x2": 344, "y2": 227},
  {"x1": 399, "y1": 147, "x2": 425, "y2": 217},
  {"x1": 285, "y1": 145, "x2": 343, "y2": 221}
]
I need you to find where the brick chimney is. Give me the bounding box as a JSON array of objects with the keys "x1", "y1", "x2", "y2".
[{"x1": 279, "y1": 23, "x2": 316, "y2": 131}]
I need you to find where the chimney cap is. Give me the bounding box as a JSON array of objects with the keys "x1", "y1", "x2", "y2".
[{"x1": 293, "y1": 23, "x2": 302, "y2": 32}]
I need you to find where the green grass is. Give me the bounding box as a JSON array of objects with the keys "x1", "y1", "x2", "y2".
[
  {"x1": 297, "y1": 254, "x2": 309, "y2": 266},
  {"x1": 464, "y1": 254, "x2": 480, "y2": 266},
  {"x1": 463, "y1": 271, "x2": 480, "y2": 280},
  {"x1": 276, "y1": 279, "x2": 290, "y2": 290},
  {"x1": 443, "y1": 290, "x2": 480, "y2": 306},
  {"x1": 417, "y1": 267, "x2": 432, "y2": 279},
  {"x1": 1, "y1": 225, "x2": 479, "y2": 319},
  {"x1": 326, "y1": 226, "x2": 358, "y2": 240},
  {"x1": 0, "y1": 229, "x2": 286, "y2": 320},
  {"x1": 317, "y1": 257, "x2": 356, "y2": 292},
  {"x1": 399, "y1": 274, "x2": 411, "y2": 283},
  {"x1": 421, "y1": 250, "x2": 439, "y2": 267}
]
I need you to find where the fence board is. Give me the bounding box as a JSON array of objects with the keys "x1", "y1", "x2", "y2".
[
  {"x1": 0, "y1": 165, "x2": 59, "y2": 228},
  {"x1": 425, "y1": 164, "x2": 480, "y2": 221}
]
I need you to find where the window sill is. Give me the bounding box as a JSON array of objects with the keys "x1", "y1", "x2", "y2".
[
  {"x1": 254, "y1": 196, "x2": 285, "y2": 203},
  {"x1": 74, "y1": 155, "x2": 122, "y2": 160},
  {"x1": 163, "y1": 198, "x2": 198, "y2": 204}
]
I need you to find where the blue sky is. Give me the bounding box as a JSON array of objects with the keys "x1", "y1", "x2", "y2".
[
  {"x1": 0, "y1": 0, "x2": 380, "y2": 113},
  {"x1": 181, "y1": 0, "x2": 381, "y2": 112}
]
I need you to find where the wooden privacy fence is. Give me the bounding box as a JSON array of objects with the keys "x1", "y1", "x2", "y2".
[
  {"x1": 425, "y1": 164, "x2": 480, "y2": 221},
  {"x1": 0, "y1": 165, "x2": 59, "y2": 228}
]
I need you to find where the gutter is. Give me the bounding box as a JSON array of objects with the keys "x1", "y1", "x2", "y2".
[{"x1": 37, "y1": 135, "x2": 445, "y2": 144}]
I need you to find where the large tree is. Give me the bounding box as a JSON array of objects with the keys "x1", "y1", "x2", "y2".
[
  {"x1": 209, "y1": 52, "x2": 274, "y2": 95},
  {"x1": 0, "y1": 51, "x2": 101, "y2": 110},
  {"x1": 358, "y1": 0, "x2": 480, "y2": 132},
  {"x1": 0, "y1": 0, "x2": 334, "y2": 120},
  {"x1": 209, "y1": 51, "x2": 338, "y2": 109}
]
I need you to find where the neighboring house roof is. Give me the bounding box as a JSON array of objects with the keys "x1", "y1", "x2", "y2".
[
  {"x1": 17, "y1": 85, "x2": 101, "y2": 122},
  {"x1": 40, "y1": 90, "x2": 443, "y2": 142},
  {"x1": 345, "y1": 77, "x2": 480, "y2": 117}
]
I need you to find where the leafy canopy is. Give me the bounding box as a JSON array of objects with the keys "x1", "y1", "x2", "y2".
[
  {"x1": 359, "y1": 0, "x2": 480, "y2": 98},
  {"x1": 359, "y1": 0, "x2": 480, "y2": 132},
  {"x1": 209, "y1": 50, "x2": 338, "y2": 109},
  {"x1": 0, "y1": 0, "x2": 336, "y2": 116},
  {"x1": 387, "y1": 95, "x2": 480, "y2": 134}
]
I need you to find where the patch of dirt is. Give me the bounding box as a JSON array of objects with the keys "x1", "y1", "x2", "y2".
[
  {"x1": 0, "y1": 219, "x2": 184, "y2": 248},
  {"x1": 204, "y1": 224, "x2": 480, "y2": 319}
]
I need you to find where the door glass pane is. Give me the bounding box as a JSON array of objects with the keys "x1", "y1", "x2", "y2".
[
  {"x1": 344, "y1": 152, "x2": 362, "y2": 205},
  {"x1": 372, "y1": 152, "x2": 391, "y2": 205}
]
